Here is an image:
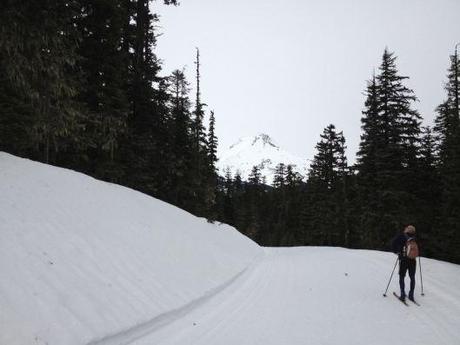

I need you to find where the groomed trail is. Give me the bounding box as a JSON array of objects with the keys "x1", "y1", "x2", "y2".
[
  {"x1": 109, "y1": 247, "x2": 460, "y2": 345},
  {"x1": 2, "y1": 153, "x2": 460, "y2": 345}
]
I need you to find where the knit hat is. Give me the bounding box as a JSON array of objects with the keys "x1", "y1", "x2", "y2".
[{"x1": 405, "y1": 225, "x2": 416, "y2": 234}]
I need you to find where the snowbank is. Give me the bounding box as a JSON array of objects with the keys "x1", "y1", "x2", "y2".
[{"x1": 0, "y1": 152, "x2": 261, "y2": 345}]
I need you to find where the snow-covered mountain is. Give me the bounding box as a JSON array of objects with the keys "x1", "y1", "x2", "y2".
[{"x1": 217, "y1": 133, "x2": 307, "y2": 184}]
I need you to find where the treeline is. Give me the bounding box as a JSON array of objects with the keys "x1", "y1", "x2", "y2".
[
  {"x1": 0, "y1": 0, "x2": 218, "y2": 218},
  {"x1": 216, "y1": 49, "x2": 460, "y2": 264},
  {"x1": 1, "y1": 2, "x2": 459, "y2": 263}
]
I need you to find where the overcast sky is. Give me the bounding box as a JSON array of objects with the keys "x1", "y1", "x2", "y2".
[{"x1": 154, "y1": 0, "x2": 460, "y2": 163}]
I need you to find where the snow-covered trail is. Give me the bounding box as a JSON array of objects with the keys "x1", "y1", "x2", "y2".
[
  {"x1": 2, "y1": 153, "x2": 460, "y2": 345},
  {"x1": 130, "y1": 247, "x2": 460, "y2": 345}
]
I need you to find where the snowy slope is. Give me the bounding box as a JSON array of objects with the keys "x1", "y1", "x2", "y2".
[
  {"x1": 0, "y1": 152, "x2": 261, "y2": 345},
  {"x1": 117, "y1": 247, "x2": 460, "y2": 345},
  {"x1": 2, "y1": 152, "x2": 460, "y2": 345},
  {"x1": 217, "y1": 134, "x2": 307, "y2": 184}
]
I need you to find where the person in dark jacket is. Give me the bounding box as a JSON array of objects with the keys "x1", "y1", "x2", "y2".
[{"x1": 391, "y1": 225, "x2": 417, "y2": 302}]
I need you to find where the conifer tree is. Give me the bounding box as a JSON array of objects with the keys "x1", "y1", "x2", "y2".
[
  {"x1": 433, "y1": 48, "x2": 460, "y2": 262},
  {"x1": 304, "y1": 124, "x2": 348, "y2": 246},
  {"x1": 221, "y1": 168, "x2": 235, "y2": 225},
  {"x1": 122, "y1": 0, "x2": 174, "y2": 199},
  {"x1": 273, "y1": 163, "x2": 287, "y2": 188},
  {"x1": 189, "y1": 48, "x2": 210, "y2": 216},
  {"x1": 355, "y1": 74, "x2": 383, "y2": 247},
  {"x1": 284, "y1": 164, "x2": 305, "y2": 245},
  {"x1": 0, "y1": 0, "x2": 84, "y2": 163},
  {"x1": 357, "y1": 74, "x2": 380, "y2": 184},
  {"x1": 244, "y1": 166, "x2": 264, "y2": 238},
  {"x1": 192, "y1": 48, "x2": 207, "y2": 154},
  {"x1": 76, "y1": 0, "x2": 130, "y2": 180},
  {"x1": 205, "y1": 110, "x2": 219, "y2": 220},
  {"x1": 356, "y1": 49, "x2": 421, "y2": 249},
  {"x1": 308, "y1": 124, "x2": 347, "y2": 188},
  {"x1": 207, "y1": 111, "x2": 218, "y2": 169},
  {"x1": 168, "y1": 69, "x2": 193, "y2": 210},
  {"x1": 415, "y1": 126, "x2": 441, "y2": 257},
  {"x1": 376, "y1": 49, "x2": 421, "y2": 189}
]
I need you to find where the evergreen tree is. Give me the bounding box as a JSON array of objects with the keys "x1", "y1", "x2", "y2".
[
  {"x1": 232, "y1": 171, "x2": 246, "y2": 231},
  {"x1": 308, "y1": 124, "x2": 347, "y2": 188},
  {"x1": 284, "y1": 165, "x2": 306, "y2": 245},
  {"x1": 357, "y1": 74, "x2": 380, "y2": 184},
  {"x1": 273, "y1": 163, "x2": 286, "y2": 188},
  {"x1": 207, "y1": 111, "x2": 218, "y2": 169},
  {"x1": 168, "y1": 69, "x2": 193, "y2": 210},
  {"x1": 244, "y1": 166, "x2": 264, "y2": 239},
  {"x1": 221, "y1": 168, "x2": 235, "y2": 225},
  {"x1": 416, "y1": 126, "x2": 441, "y2": 257},
  {"x1": 303, "y1": 124, "x2": 348, "y2": 246},
  {"x1": 356, "y1": 49, "x2": 421, "y2": 249},
  {"x1": 269, "y1": 163, "x2": 287, "y2": 244},
  {"x1": 75, "y1": 0, "x2": 130, "y2": 180},
  {"x1": 205, "y1": 110, "x2": 219, "y2": 220},
  {"x1": 433, "y1": 48, "x2": 460, "y2": 262},
  {"x1": 248, "y1": 166, "x2": 262, "y2": 185},
  {"x1": 192, "y1": 48, "x2": 207, "y2": 154},
  {"x1": 189, "y1": 48, "x2": 210, "y2": 216},
  {"x1": 0, "y1": 0, "x2": 84, "y2": 163},
  {"x1": 122, "y1": 0, "x2": 173, "y2": 199},
  {"x1": 376, "y1": 48, "x2": 421, "y2": 187}
]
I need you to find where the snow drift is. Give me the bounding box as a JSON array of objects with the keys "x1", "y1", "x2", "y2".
[
  {"x1": 0, "y1": 152, "x2": 261, "y2": 345},
  {"x1": 2, "y1": 152, "x2": 460, "y2": 345}
]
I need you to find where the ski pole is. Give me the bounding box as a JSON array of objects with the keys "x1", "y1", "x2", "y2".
[
  {"x1": 418, "y1": 256, "x2": 425, "y2": 296},
  {"x1": 383, "y1": 256, "x2": 399, "y2": 297}
]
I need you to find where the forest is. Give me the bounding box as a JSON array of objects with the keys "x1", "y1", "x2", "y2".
[{"x1": 1, "y1": 1, "x2": 459, "y2": 263}]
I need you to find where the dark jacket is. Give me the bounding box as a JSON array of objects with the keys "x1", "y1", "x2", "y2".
[{"x1": 391, "y1": 233, "x2": 416, "y2": 258}]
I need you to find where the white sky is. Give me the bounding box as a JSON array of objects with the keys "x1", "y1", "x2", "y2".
[{"x1": 154, "y1": 0, "x2": 460, "y2": 163}]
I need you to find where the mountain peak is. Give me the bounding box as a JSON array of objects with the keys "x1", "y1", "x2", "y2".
[
  {"x1": 228, "y1": 133, "x2": 279, "y2": 151},
  {"x1": 218, "y1": 134, "x2": 306, "y2": 184},
  {"x1": 251, "y1": 133, "x2": 279, "y2": 149}
]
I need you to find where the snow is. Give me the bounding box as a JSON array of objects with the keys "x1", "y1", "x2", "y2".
[
  {"x1": 121, "y1": 248, "x2": 460, "y2": 345},
  {"x1": 217, "y1": 133, "x2": 307, "y2": 184},
  {"x1": 0, "y1": 152, "x2": 261, "y2": 345},
  {"x1": 2, "y1": 152, "x2": 460, "y2": 345}
]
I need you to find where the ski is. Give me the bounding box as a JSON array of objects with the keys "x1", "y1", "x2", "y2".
[
  {"x1": 393, "y1": 292, "x2": 409, "y2": 306},
  {"x1": 408, "y1": 298, "x2": 420, "y2": 306}
]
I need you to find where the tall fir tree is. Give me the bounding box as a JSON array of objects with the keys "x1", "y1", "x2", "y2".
[
  {"x1": 416, "y1": 126, "x2": 441, "y2": 257},
  {"x1": 0, "y1": 0, "x2": 84, "y2": 163},
  {"x1": 356, "y1": 49, "x2": 421, "y2": 249},
  {"x1": 357, "y1": 74, "x2": 380, "y2": 184},
  {"x1": 75, "y1": 0, "x2": 130, "y2": 180},
  {"x1": 168, "y1": 69, "x2": 194, "y2": 210},
  {"x1": 433, "y1": 47, "x2": 460, "y2": 262},
  {"x1": 205, "y1": 110, "x2": 219, "y2": 220},
  {"x1": 189, "y1": 48, "x2": 210, "y2": 216},
  {"x1": 303, "y1": 124, "x2": 348, "y2": 246},
  {"x1": 207, "y1": 111, "x2": 218, "y2": 169},
  {"x1": 123, "y1": 0, "x2": 173, "y2": 199}
]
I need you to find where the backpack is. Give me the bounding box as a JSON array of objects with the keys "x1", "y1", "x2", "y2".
[{"x1": 405, "y1": 238, "x2": 419, "y2": 259}]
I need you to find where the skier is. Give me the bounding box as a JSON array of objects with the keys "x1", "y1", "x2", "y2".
[{"x1": 391, "y1": 225, "x2": 418, "y2": 302}]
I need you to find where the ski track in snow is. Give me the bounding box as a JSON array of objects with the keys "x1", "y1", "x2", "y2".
[
  {"x1": 86, "y1": 253, "x2": 266, "y2": 345},
  {"x1": 0, "y1": 152, "x2": 261, "y2": 345},
  {"x1": 3, "y1": 153, "x2": 460, "y2": 345},
  {"x1": 92, "y1": 248, "x2": 460, "y2": 345}
]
